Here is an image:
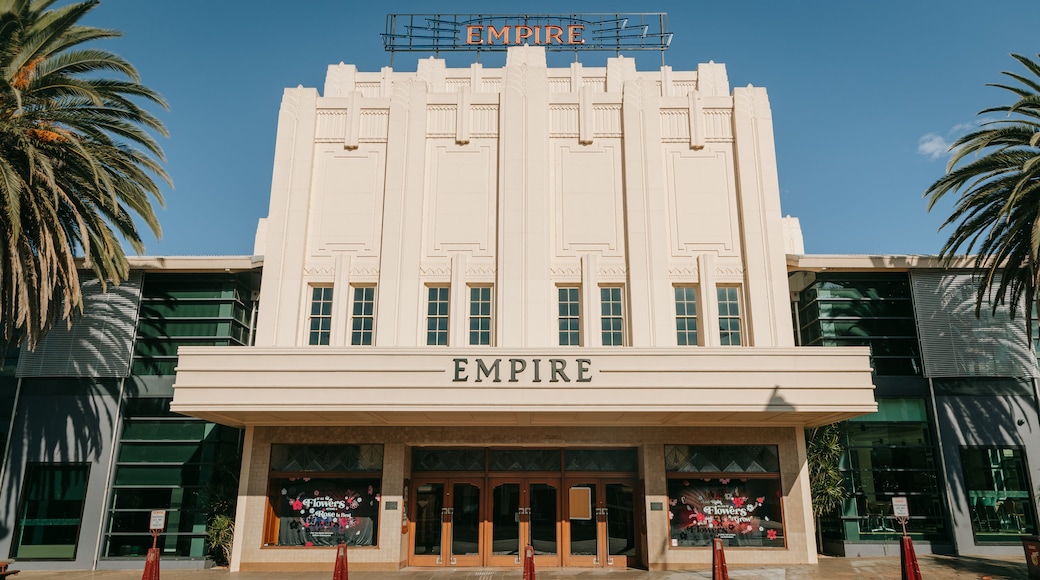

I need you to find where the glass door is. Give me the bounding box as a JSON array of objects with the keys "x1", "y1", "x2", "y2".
[
  {"x1": 487, "y1": 478, "x2": 561, "y2": 567},
  {"x1": 563, "y1": 479, "x2": 637, "y2": 568},
  {"x1": 410, "y1": 479, "x2": 482, "y2": 566}
]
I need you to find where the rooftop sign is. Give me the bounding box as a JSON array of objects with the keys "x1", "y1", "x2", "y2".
[{"x1": 383, "y1": 13, "x2": 671, "y2": 55}]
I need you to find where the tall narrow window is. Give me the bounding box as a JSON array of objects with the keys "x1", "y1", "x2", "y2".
[
  {"x1": 308, "y1": 287, "x2": 333, "y2": 345},
  {"x1": 718, "y1": 286, "x2": 742, "y2": 346},
  {"x1": 426, "y1": 287, "x2": 450, "y2": 346},
  {"x1": 351, "y1": 286, "x2": 375, "y2": 346},
  {"x1": 675, "y1": 286, "x2": 699, "y2": 346},
  {"x1": 600, "y1": 287, "x2": 625, "y2": 346},
  {"x1": 469, "y1": 286, "x2": 493, "y2": 345},
  {"x1": 558, "y1": 287, "x2": 581, "y2": 346},
  {"x1": 12, "y1": 464, "x2": 90, "y2": 559}
]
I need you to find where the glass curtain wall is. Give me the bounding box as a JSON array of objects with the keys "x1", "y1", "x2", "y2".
[
  {"x1": 797, "y1": 273, "x2": 921, "y2": 376},
  {"x1": 796, "y1": 273, "x2": 946, "y2": 544},
  {"x1": 837, "y1": 399, "x2": 946, "y2": 541},
  {"x1": 132, "y1": 273, "x2": 256, "y2": 375},
  {"x1": 102, "y1": 398, "x2": 242, "y2": 559}
]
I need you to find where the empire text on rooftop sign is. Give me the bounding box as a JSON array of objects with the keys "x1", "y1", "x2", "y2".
[{"x1": 383, "y1": 14, "x2": 672, "y2": 54}]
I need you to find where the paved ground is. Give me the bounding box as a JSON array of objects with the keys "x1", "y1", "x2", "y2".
[{"x1": 2, "y1": 553, "x2": 1033, "y2": 580}]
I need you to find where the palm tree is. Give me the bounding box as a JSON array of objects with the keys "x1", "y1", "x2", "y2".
[
  {"x1": 0, "y1": 0, "x2": 168, "y2": 352},
  {"x1": 925, "y1": 53, "x2": 1040, "y2": 337}
]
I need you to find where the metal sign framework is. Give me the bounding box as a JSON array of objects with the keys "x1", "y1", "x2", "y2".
[{"x1": 383, "y1": 13, "x2": 671, "y2": 61}]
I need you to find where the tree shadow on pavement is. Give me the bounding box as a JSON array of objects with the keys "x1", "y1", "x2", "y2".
[{"x1": 926, "y1": 554, "x2": 1028, "y2": 579}]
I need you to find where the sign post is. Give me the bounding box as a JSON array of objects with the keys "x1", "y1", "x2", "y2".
[
  {"x1": 142, "y1": 510, "x2": 166, "y2": 580},
  {"x1": 891, "y1": 498, "x2": 922, "y2": 580}
]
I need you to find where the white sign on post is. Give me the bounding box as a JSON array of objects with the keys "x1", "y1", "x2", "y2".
[
  {"x1": 149, "y1": 510, "x2": 167, "y2": 531},
  {"x1": 892, "y1": 497, "x2": 909, "y2": 518}
]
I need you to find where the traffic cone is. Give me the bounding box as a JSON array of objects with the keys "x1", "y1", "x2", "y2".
[
  {"x1": 523, "y1": 544, "x2": 536, "y2": 580},
  {"x1": 712, "y1": 537, "x2": 729, "y2": 580},
  {"x1": 141, "y1": 547, "x2": 160, "y2": 580},
  {"x1": 900, "y1": 536, "x2": 922, "y2": 580},
  {"x1": 333, "y1": 541, "x2": 349, "y2": 580}
]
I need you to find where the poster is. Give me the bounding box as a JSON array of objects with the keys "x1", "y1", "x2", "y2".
[
  {"x1": 274, "y1": 478, "x2": 380, "y2": 546},
  {"x1": 668, "y1": 478, "x2": 784, "y2": 548}
]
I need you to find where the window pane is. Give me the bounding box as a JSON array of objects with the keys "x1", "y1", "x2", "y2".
[
  {"x1": 308, "y1": 287, "x2": 333, "y2": 346},
  {"x1": 270, "y1": 478, "x2": 381, "y2": 547},
  {"x1": 426, "y1": 287, "x2": 450, "y2": 346},
  {"x1": 350, "y1": 286, "x2": 375, "y2": 346},
  {"x1": 962, "y1": 447, "x2": 1037, "y2": 543},
  {"x1": 675, "y1": 286, "x2": 699, "y2": 346},
  {"x1": 13, "y1": 464, "x2": 90, "y2": 559},
  {"x1": 469, "y1": 286, "x2": 493, "y2": 345},
  {"x1": 668, "y1": 478, "x2": 784, "y2": 548},
  {"x1": 558, "y1": 287, "x2": 581, "y2": 346},
  {"x1": 600, "y1": 287, "x2": 624, "y2": 346},
  {"x1": 717, "y1": 287, "x2": 741, "y2": 346}
]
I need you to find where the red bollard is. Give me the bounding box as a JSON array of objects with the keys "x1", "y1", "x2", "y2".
[
  {"x1": 712, "y1": 537, "x2": 729, "y2": 580},
  {"x1": 141, "y1": 547, "x2": 160, "y2": 580},
  {"x1": 142, "y1": 530, "x2": 160, "y2": 580},
  {"x1": 900, "y1": 536, "x2": 922, "y2": 580},
  {"x1": 333, "y1": 541, "x2": 349, "y2": 580},
  {"x1": 523, "y1": 544, "x2": 536, "y2": 580}
]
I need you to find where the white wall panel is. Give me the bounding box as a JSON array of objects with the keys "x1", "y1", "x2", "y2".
[
  {"x1": 425, "y1": 143, "x2": 497, "y2": 255},
  {"x1": 553, "y1": 144, "x2": 624, "y2": 255},
  {"x1": 311, "y1": 149, "x2": 385, "y2": 255}
]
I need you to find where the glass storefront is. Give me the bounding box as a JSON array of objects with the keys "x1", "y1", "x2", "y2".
[
  {"x1": 408, "y1": 447, "x2": 639, "y2": 568},
  {"x1": 264, "y1": 444, "x2": 384, "y2": 548},
  {"x1": 837, "y1": 399, "x2": 946, "y2": 542},
  {"x1": 962, "y1": 447, "x2": 1037, "y2": 544}
]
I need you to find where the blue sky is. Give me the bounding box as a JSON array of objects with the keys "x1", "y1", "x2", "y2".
[{"x1": 82, "y1": 0, "x2": 1040, "y2": 256}]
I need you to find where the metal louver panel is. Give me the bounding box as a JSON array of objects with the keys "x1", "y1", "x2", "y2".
[
  {"x1": 17, "y1": 270, "x2": 143, "y2": 378},
  {"x1": 910, "y1": 270, "x2": 1038, "y2": 378}
]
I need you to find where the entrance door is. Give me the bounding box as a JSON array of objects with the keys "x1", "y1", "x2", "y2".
[
  {"x1": 563, "y1": 480, "x2": 637, "y2": 567},
  {"x1": 410, "y1": 479, "x2": 482, "y2": 566},
  {"x1": 487, "y1": 479, "x2": 561, "y2": 567}
]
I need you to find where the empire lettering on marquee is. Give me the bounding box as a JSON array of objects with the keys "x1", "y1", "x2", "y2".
[
  {"x1": 453, "y1": 358, "x2": 592, "y2": 383},
  {"x1": 464, "y1": 24, "x2": 585, "y2": 46}
]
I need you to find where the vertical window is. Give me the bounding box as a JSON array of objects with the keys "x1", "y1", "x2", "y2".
[
  {"x1": 13, "y1": 464, "x2": 90, "y2": 559},
  {"x1": 469, "y1": 286, "x2": 493, "y2": 345},
  {"x1": 558, "y1": 287, "x2": 581, "y2": 346},
  {"x1": 308, "y1": 287, "x2": 333, "y2": 345},
  {"x1": 675, "y1": 286, "x2": 699, "y2": 346},
  {"x1": 717, "y1": 286, "x2": 742, "y2": 346},
  {"x1": 426, "y1": 287, "x2": 450, "y2": 346},
  {"x1": 351, "y1": 286, "x2": 375, "y2": 346},
  {"x1": 962, "y1": 447, "x2": 1037, "y2": 543},
  {"x1": 104, "y1": 398, "x2": 240, "y2": 558},
  {"x1": 600, "y1": 287, "x2": 624, "y2": 346}
]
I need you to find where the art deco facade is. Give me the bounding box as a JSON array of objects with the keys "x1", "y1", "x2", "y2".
[{"x1": 168, "y1": 46, "x2": 875, "y2": 571}]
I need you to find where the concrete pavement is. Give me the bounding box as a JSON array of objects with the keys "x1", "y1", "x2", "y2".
[{"x1": 2, "y1": 553, "x2": 1033, "y2": 580}]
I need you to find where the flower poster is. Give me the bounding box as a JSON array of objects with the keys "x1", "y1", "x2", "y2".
[
  {"x1": 668, "y1": 478, "x2": 784, "y2": 548},
  {"x1": 274, "y1": 478, "x2": 380, "y2": 547}
]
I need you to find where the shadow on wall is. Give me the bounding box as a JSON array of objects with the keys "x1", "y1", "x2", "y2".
[
  {"x1": 926, "y1": 272, "x2": 1040, "y2": 538},
  {"x1": 937, "y1": 388, "x2": 1035, "y2": 531},
  {"x1": 0, "y1": 276, "x2": 142, "y2": 545},
  {"x1": 767, "y1": 385, "x2": 802, "y2": 498}
]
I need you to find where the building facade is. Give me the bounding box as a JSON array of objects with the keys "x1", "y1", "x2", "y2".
[
  {"x1": 790, "y1": 257, "x2": 1040, "y2": 558},
  {"x1": 2, "y1": 45, "x2": 1036, "y2": 573},
  {"x1": 0, "y1": 259, "x2": 259, "y2": 570},
  {"x1": 167, "y1": 46, "x2": 875, "y2": 572}
]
